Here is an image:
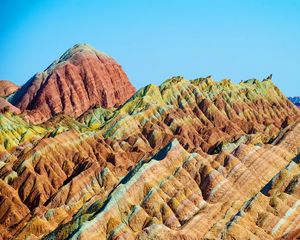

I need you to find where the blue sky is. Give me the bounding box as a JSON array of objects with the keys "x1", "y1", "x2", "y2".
[{"x1": 0, "y1": 0, "x2": 299, "y2": 96}]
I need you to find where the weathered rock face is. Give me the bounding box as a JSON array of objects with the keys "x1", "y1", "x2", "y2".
[
  {"x1": 0, "y1": 98, "x2": 20, "y2": 114},
  {"x1": 0, "y1": 80, "x2": 19, "y2": 97},
  {"x1": 9, "y1": 44, "x2": 136, "y2": 123},
  {"x1": 0, "y1": 80, "x2": 20, "y2": 113},
  {"x1": 98, "y1": 76, "x2": 300, "y2": 154},
  {"x1": 43, "y1": 121, "x2": 300, "y2": 240},
  {"x1": 1, "y1": 69, "x2": 300, "y2": 239}
]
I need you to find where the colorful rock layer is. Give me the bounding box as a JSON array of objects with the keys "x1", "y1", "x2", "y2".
[
  {"x1": 0, "y1": 80, "x2": 19, "y2": 98},
  {"x1": 0, "y1": 80, "x2": 20, "y2": 114},
  {"x1": 0, "y1": 45, "x2": 300, "y2": 240},
  {"x1": 9, "y1": 44, "x2": 136, "y2": 123}
]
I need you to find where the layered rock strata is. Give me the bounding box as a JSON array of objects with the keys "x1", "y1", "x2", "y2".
[
  {"x1": 0, "y1": 46, "x2": 299, "y2": 239},
  {"x1": 9, "y1": 44, "x2": 136, "y2": 123}
]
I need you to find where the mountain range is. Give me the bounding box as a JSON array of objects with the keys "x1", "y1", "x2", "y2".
[{"x1": 0, "y1": 44, "x2": 300, "y2": 240}]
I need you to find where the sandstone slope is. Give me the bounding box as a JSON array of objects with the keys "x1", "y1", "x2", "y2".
[
  {"x1": 99, "y1": 76, "x2": 299, "y2": 154},
  {"x1": 0, "y1": 80, "x2": 19, "y2": 98},
  {"x1": 0, "y1": 75, "x2": 299, "y2": 239},
  {"x1": 0, "y1": 80, "x2": 20, "y2": 114},
  {"x1": 45, "y1": 121, "x2": 300, "y2": 240},
  {"x1": 0, "y1": 52, "x2": 300, "y2": 240},
  {"x1": 9, "y1": 44, "x2": 136, "y2": 123}
]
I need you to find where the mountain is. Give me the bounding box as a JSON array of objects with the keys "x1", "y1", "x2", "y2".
[
  {"x1": 1, "y1": 45, "x2": 300, "y2": 239},
  {"x1": 0, "y1": 80, "x2": 19, "y2": 97},
  {"x1": 0, "y1": 98, "x2": 20, "y2": 114},
  {"x1": 0, "y1": 80, "x2": 21, "y2": 114},
  {"x1": 45, "y1": 126, "x2": 300, "y2": 240},
  {"x1": 0, "y1": 80, "x2": 20, "y2": 113},
  {"x1": 98, "y1": 76, "x2": 299, "y2": 154},
  {"x1": 9, "y1": 44, "x2": 136, "y2": 123}
]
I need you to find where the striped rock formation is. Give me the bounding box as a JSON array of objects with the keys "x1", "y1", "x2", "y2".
[
  {"x1": 0, "y1": 80, "x2": 20, "y2": 113},
  {"x1": 0, "y1": 98, "x2": 20, "y2": 114},
  {"x1": 39, "y1": 121, "x2": 300, "y2": 240},
  {"x1": 98, "y1": 76, "x2": 299, "y2": 154},
  {"x1": 9, "y1": 44, "x2": 136, "y2": 123},
  {"x1": 0, "y1": 80, "x2": 19, "y2": 98},
  {"x1": 0, "y1": 46, "x2": 300, "y2": 239}
]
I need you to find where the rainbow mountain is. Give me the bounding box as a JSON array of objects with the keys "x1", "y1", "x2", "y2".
[{"x1": 0, "y1": 44, "x2": 300, "y2": 240}]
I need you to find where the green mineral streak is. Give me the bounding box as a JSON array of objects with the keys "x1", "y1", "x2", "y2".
[
  {"x1": 97, "y1": 75, "x2": 287, "y2": 140},
  {"x1": 0, "y1": 75, "x2": 288, "y2": 153},
  {"x1": 221, "y1": 135, "x2": 250, "y2": 153},
  {"x1": 0, "y1": 112, "x2": 46, "y2": 150},
  {"x1": 78, "y1": 107, "x2": 113, "y2": 130}
]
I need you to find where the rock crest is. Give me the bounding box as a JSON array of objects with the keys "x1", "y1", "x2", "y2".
[{"x1": 9, "y1": 44, "x2": 136, "y2": 123}]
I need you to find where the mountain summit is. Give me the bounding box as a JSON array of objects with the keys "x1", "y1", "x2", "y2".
[
  {"x1": 9, "y1": 44, "x2": 136, "y2": 123},
  {"x1": 0, "y1": 80, "x2": 19, "y2": 97}
]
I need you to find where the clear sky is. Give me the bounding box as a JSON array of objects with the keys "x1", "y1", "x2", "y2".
[{"x1": 0, "y1": 0, "x2": 299, "y2": 96}]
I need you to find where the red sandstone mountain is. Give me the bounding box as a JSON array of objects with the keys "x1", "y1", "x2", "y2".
[
  {"x1": 0, "y1": 98, "x2": 20, "y2": 114},
  {"x1": 0, "y1": 80, "x2": 19, "y2": 97},
  {"x1": 9, "y1": 44, "x2": 136, "y2": 123},
  {"x1": 0, "y1": 80, "x2": 20, "y2": 113}
]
